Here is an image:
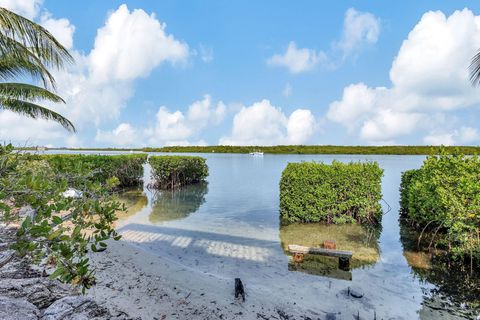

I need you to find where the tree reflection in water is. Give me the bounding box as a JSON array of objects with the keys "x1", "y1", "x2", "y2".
[
  {"x1": 149, "y1": 182, "x2": 208, "y2": 223},
  {"x1": 399, "y1": 219, "x2": 480, "y2": 315},
  {"x1": 116, "y1": 188, "x2": 148, "y2": 220}
]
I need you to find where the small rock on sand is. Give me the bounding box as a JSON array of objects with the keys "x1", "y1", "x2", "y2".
[{"x1": 349, "y1": 287, "x2": 364, "y2": 299}]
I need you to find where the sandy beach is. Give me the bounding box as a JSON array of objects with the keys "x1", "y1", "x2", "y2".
[
  {"x1": 86, "y1": 217, "x2": 478, "y2": 320},
  {"x1": 88, "y1": 239, "x2": 325, "y2": 320}
]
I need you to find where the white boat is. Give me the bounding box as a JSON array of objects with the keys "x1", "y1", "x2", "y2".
[{"x1": 249, "y1": 151, "x2": 264, "y2": 156}]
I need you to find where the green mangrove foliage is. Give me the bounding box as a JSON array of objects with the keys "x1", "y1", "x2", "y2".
[
  {"x1": 34, "y1": 145, "x2": 480, "y2": 155},
  {"x1": 142, "y1": 145, "x2": 480, "y2": 155},
  {"x1": 280, "y1": 161, "x2": 383, "y2": 225},
  {"x1": 0, "y1": 145, "x2": 124, "y2": 291},
  {"x1": 27, "y1": 154, "x2": 148, "y2": 188},
  {"x1": 148, "y1": 156, "x2": 208, "y2": 190},
  {"x1": 400, "y1": 150, "x2": 480, "y2": 264}
]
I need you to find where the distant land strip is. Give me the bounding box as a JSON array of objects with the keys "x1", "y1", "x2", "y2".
[{"x1": 16, "y1": 145, "x2": 480, "y2": 155}]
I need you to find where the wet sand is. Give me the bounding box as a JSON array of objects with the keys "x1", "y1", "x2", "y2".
[
  {"x1": 87, "y1": 239, "x2": 327, "y2": 320},
  {"x1": 88, "y1": 236, "x2": 430, "y2": 320}
]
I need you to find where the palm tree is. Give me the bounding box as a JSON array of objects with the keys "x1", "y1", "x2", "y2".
[
  {"x1": 0, "y1": 7, "x2": 75, "y2": 132},
  {"x1": 469, "y1": 51, "x2": 480, "y2": 86}
]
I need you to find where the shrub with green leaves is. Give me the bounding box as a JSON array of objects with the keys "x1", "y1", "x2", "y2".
[
  {"x1": 149, "y1": 156, "x2": 208, "y2": 190},
  {"x1": 0, "y1": 145, "x2": 124, "y2": 292},
  {"x1": 27, "y1": 153, "x2": 147, "y2": 188},
  {"x1": 280, "y1": 161, "x2": 383, "y2": 225},
  {"x1": 400, "y1": 149, "x2": 480, "y2": 263}
]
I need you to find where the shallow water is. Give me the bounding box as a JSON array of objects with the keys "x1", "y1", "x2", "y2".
[{"x1": 48, "y1": 151, "x2": 479, "y2": 319}]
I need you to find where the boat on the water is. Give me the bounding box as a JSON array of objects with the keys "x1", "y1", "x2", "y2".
[{"x1": 249, "y1": 151, "x2": 264, "y2": 156}]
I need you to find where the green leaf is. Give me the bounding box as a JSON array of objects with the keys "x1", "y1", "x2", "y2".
[
  {"x1": 47, "y1": 229, "x2": 62, "y2": 240},
  {"x1": 49, "y1": 266, "x2": 64, "y2": 279},
  {"x1": 52, "y1": 216, "x2": 62, "y2": 225}
]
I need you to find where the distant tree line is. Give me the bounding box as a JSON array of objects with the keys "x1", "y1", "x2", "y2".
[{"x1": 33, "y1": 145, "x2": 480, "y2": 155}]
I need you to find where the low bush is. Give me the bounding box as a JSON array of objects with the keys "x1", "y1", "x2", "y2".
[
  {"x1": 400, "y1": 149, "x2": 480, "y2": 263},
  {"x1": 279, "y1": 161, "x2": 383, "y2": 225},
  {"x1": 25, "y1": 154, "x2": 148, "y2": 188},
  {"x1": 1, "y1": 145, "x2": 124, "y2": 291},
  {"x1": 149, "y1": 156, "x2": 208, "y2": 189}
]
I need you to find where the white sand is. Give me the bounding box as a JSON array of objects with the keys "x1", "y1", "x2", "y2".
[{"x1": 87, "y1": 239, "x2": 326, "y2": 320}]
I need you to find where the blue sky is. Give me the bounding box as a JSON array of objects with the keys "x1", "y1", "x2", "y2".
[{"x1": 1, "y1": 0, "x2": 480, "y2": 147}]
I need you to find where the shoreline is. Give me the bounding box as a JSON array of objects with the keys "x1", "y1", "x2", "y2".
[
  {"x1": 1, "y1": 222, "x2": 477, "y2": 319},
  {"x1": 88, "y1": 239, "x2": 323, "y2": 320},
  {"x1": 89, "y1": 237, "x2": 479, "y2": 320},
  {"x1": 15, "y1": 145, "x2": 480, "y2": 155}
]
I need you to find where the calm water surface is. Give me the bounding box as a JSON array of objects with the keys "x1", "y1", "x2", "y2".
[{"x1": 48, "y1": 151, "x2": 480, "y2": 319}]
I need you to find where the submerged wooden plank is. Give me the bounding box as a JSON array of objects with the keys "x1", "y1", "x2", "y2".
[
  {"x1": 287, "y1": 257, "x2": 353, "y2": 281},
  {"x1": 288, "y1": 244, "x2": 353, "y2": 259}
]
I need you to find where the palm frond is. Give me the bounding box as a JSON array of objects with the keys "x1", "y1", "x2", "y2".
[
  {"x1": 0, "y1": 97, "x2": 75, "y2": 132},
  {"x1": 0, "y1": 7, "x2": 75, "y2": 132},
  {"x1": 0, "y1": 8, "x2": 73, "y2": 69},
  {"x1": 0, "y1": 46, "x2": 55, "y2": 88},
  {"x1": 0, "y1": 83, "x2": 65, "y2": 103},
  {"x1": 469, "y1": 50, "x2": 480, "y2": 86}
]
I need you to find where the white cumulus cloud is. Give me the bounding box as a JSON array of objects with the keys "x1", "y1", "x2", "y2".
[
  {"x1": 423, "y1": 126, "x2": 479, "y2": 145},
  {"x1": 219, "y1": 99, "x2": 317, "y2": 145},
  {"x1": 335, "y1": 8, "x2": 380, "y2": 57},
  {"x1": 0, "y1": 4, "x2": 191, "y2": 146},
  {"x1": 95, "y1": 95, "x2": 226, "y2": 147},
  {"x1": 89, "y1": 4, "x2": 188, "y2": 83},
  {"x1": 146, "y1": 95, "x2": 226, "y2": 146},
  {"x1": 268, "y1": 8, "x2": 380, "y2": 73},
  {"x1": 40, "y1": 12, "x2": 75, "y2": 49},
  {"x1": 327, "y1": 9, "x2": 480, "y2": 144},
  {"x1": 0, "y1": 0, "x2": 43, "y2": 19},
  {"x1": 0, "y1": 111, "x2": 69, "y2": 145},
  {"x1": 267, "y1": 41, "x2": 326, "y2": 74},
  {"x1": 95, "y1": 123, "x2": 139, "y2": 147},
  {"x1": 287, "y1": 109, "x2": 317, "y2": 144},
  {"x1": 360, "y1": 110, "x2": 423, "y2": 142},
  {"x1": 327, "y1": 83, "x2": 378, "y2": 130}
]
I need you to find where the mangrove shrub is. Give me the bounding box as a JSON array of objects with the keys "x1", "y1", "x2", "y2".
[
  {"x1": 280, "y1": 161, "x2": 383, "y2": 225},
  {"x1": 149, "y1": 156, "x2": 208, "y2": 190},
  {"x1": 29, "y1": 154, "x2": 148, "y2": 188},
  {"x1": 0, "y1": 145, "x2": 124, "y2": 291},
  {"x1": 400, "y1": 150, "x2": 480, "y2": 263}
]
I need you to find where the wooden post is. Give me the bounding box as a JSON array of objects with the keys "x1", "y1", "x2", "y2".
[{"x1": 339, "y1": 257, "x2": 350, "y2": 271}]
